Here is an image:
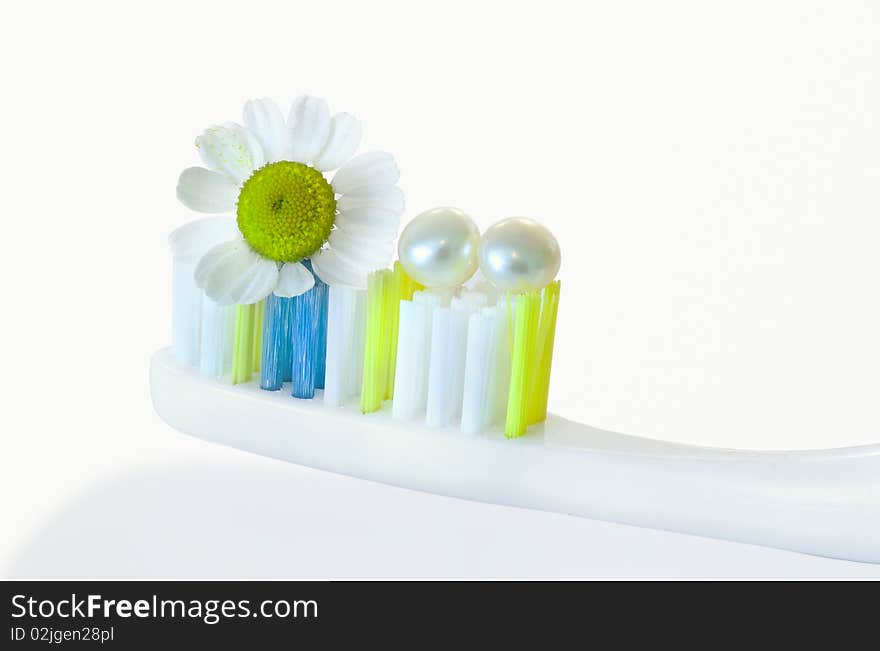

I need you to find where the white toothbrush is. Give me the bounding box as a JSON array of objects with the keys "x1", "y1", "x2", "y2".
[{"x1": 151, "y1": 347, "x2": 880, "y2": 564}]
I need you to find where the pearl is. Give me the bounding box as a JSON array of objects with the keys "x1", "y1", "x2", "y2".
[
  {"x1": 398, "y1": 207, "x2": 480, "y2": 288},
  {"x1": 478, "y1": 217, "x2": 561, "y2": 292}
]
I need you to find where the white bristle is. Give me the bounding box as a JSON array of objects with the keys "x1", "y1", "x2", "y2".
[
  {"x1": 171, "y1": 258, "x2": 202, "y2": 366},
  {"x1": 198, "y1": 295, "x2": 236, "y2": 379},
  {"x1": 421, "y1": 288, "x2": 454, "y2": 308},
  {"x1": 324, "y1": 286, "x2": 367, "y2": 407},
  {"x1": 393, "y1": 291, "x2": 442, "y2": 419},
  {"x1": 412, "y1": 291, "x2": 444, "y2": 411},
  {"x1": 486, "y1": 302, "x2": 512, "y2": 427},
  {"x1": 458, "y1": 290, "x2": 489, "y2": 309},
  {"x1": 391, "y1": 300, "x2": 421, "y2": 419},
  {"x1": 425, "y1": 307, "x2": 453, "y2": 427},
  {"x1": 425, "y1": 295, "x2": 482, "y2": 428},
  {"x1": 463, "y1": 268, "x2": 500, "y2": 306},
  {"x1": 349, "y1": 289, "x2": 367, "y2": 397},
  {"x1": 460, "y1": 309, "x2": 493, "y2": 434},
  {"x1": 324, "y1": 286, "x2": 351, "y2": 407},
  {"x1": 447, "y1": 296, "x2": 484, "y2": 417}
]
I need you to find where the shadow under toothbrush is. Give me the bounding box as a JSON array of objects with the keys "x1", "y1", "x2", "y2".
[{"x1": 6, "y1": 455, "x2": 880, "y2": 580}]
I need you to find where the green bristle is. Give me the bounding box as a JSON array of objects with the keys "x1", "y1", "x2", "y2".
[
  {"x1": 361, "y1": 269, "x2": 391, "y2": 412},
  {"x1": 527, "y1": 281, "x2": 561, "y2": 425},
  {"x1": 360, "y1": 264, "x2": 423, "y2": 412},
  {"x1": 504, "y1": 291, "x2": 541, "y2": 438},
  {"x1": 382, "y1": 268, "x2": 398, "y2": 401},
  {"x1": 232, "y1": 303, "x2": 259, "y2": 384}
]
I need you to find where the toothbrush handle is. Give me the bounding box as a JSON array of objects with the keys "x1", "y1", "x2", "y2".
[{"x1": 538, "y1": 416, "x2": 880, "y2": 563}]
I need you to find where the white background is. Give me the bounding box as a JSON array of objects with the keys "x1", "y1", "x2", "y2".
[{"x1": 2, "y1": 0, "x2": 879, "y2": 578}]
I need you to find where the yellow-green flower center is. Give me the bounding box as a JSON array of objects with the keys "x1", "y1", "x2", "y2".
[{"x1": 236, "y1": 161, "x2": 336, "y2": 262}]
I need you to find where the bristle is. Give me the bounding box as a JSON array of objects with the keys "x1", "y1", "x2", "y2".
[
  {"x1": 382, "y1": 269, "x2": 400, "y2": 401},
  {"x1": 281, "y1": 297, "x2": 294, "y2": 382},
  {"x1": 313, "y1": 278, "x2": 329, "y2": 389},
  {"x1": 324, "y1": 285, "x2": 367, "y2": 407},
  {"x1": 460, "y1": 309, "x2": 492, "y2": 434},
  {"x1": 448, "y1": 293, "x2": 487, "y2": 420},
  {"x1": 324, "y1": 286, "x2": 351, "y2": 406},
  {"x1": 199, "y1": 295, "x2": 235, "y2": 379},
  {"x1": 412, "y1": 291, "x2": 443, "y2": 410},
  {"x1": 385, "y1": 262, "x2": 422, "y2": 400},
  {"x1": 349, "y1": 289, "x2": 368, "y2": 397},
  {"x1": 391, "y1": 290, "x2": 439, "y2": 420},
  {"x1": 390, "y1": 300, "x2": 420, "y2": 419},
  {"x1": 171, "y1": 258, "x2": 202, "y2": 366},
  {"x1": 486, "y1": 303, "x2": 512, "y2": 428},
  {"x1": 361, "y1": 269, "x2": 393, "y2": 413},
  {"x1": 425, "y1": 307, "x2": 452, "y2": 426},
  {"x1": 504, "y1": 291, "x2": 541, "y2": 437},
  {"x1": 260, "y1": 294, "x2": 290, "y2": 391},
  {"x1": 425, "y1": 295, "x2": 483, "y2": 428},
  {"x1": 289, "y1": 282, "x2": 324, "y2": 399},
  {"x1": 458, "y1": 290, "x2": 489, "y2": 309},
  {"x1": 251, "y1": 299, "x2": 264, "y2": 374},
  {"x1": 231, "y1": 302, "x2": 260, "y2": 384},
  {"x1": 527, "y1": 281, "x2": 561, "y2": 424}
]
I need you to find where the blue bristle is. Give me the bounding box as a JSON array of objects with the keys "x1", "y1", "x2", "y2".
[
  {"x1": 281, "y1": 297, "x2": 293, "y2": 382},
  {"x1": 314, "y1": 276, "x2": 329, "y2": 389},
  {"x1": 260, "y1": 294, "x2": 291, "y2": 391},
  {"x1": 290, "y1": 285, "x2": 321, "y2": 399}
]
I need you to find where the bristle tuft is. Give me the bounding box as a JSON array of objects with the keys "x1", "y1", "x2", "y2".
[
  {"x1": 527, "y1": 281, "x2": 561, "y2": 424},
  {"x1": 289, "y1": 277, "x2": 327, "y2": 399},
  {"x1": 504, "y1": 292, "x2": 541, "y2": 437},
  {"x1": 392, "y1": 290, "x2": 439, "y2": 420},
  {"x1": 361, "y1": 270, "x2": 392, "y2": 412},
  {"x1": 231, "y1": 302, "x2": 260, "y2": 384},
  {"x1": 324, "y1": 286, "x2": 366, "y2": 407},
  {"x1": 199, "y1": 296, "x2": 236, "y2": 379},
  {"x1": 260, "y1": 294, "x2": 290, "y2": 391},
  {"x1": 425, "y1": 295, "x2": 484, "y2": 428}
]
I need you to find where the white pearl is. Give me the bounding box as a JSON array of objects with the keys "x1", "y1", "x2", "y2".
[
  {"x1": 398, "y1": 207, "x2": 480, "y2": 288},
  {"x1": 478, "y1": 217, "x2": 561, "y2": 292}
]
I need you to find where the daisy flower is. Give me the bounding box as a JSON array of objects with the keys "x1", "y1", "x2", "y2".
[{"x1": 176, "y1": 95, "x2": 404, "y2": 304}]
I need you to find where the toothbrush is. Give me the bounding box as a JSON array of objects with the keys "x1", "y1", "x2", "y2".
[{"x1": 153, "y1": 95, "x2": 880, "y2": 564}]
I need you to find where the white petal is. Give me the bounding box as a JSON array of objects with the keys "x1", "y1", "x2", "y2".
[
  {"x1": 195, "y1": 239, "x2": 278, "y2": 305},
  {"x1": 331, "y1": 151, "x2": 400, "y2": 195},
  {"x1": 311, "y1": 249, "x2": 370, "y2": 288},
  {"x1": 335, "y1": 183, "x2": 403, "y2": 235},
  {"x1": 337, "y1": 185, "x2": 404, "y2": 215},
  {"x1": 274, "y1": 261, "x2": 315, "y2": 297},
  {"x1": 176, "y1": 167, "x2": 239, "y2": 213},
  {"x1": 243, "y1": 97, "x2": 288, "y2": 163},
  {"x1": 328, "y1": 229, "x2": 394, "y2": 269},
  {"x1": 236, "y1": 124, "x2": 266, "y2": 171},
  {"x1": 313, "y1": 113, "x2": 362, "y2": 171},
  {"x1": 337, "y1": 205, "x2": 401, "y2": 227},
  {"x1": 287, "y1": 96, "x2": 331, "y2": 164},
  {"x1": 334, "y1": 214, "x2": 399, "y2": 239},
  {"x1": 168, "y1": 216, "x2": 239, "y2": 261},
  {"x1": 233, "y1": 256, "x2": 280, "y2": 305},
  {"x1": 195, "y1": 240, "x2": 253, "y2": 303},
  {"x1": 195, "y1": 123, "x2": 263, "y2": 184},
  {"x1": 335, "y1": 196, "x2": 401, "y2": 237}
]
